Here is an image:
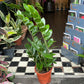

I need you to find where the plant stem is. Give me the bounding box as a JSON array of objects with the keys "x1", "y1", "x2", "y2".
[{"x1": 42, "y1": 34, "x2": 49, "y2": 53}]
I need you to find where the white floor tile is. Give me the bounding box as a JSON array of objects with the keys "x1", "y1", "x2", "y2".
[
  {"x1": 18, "y1": 62, "x2": 28, "y2": 67},
  {"x1": 63, "y1": 67, "x2": 74, "y2": 73},
  {"x1": 71, "y1": 62, "x2": 81, "y2": 67},
  {"x1": 61, "y1": 57, "x2": 70, "y2": 62},
  {"x1": 54, "y1": 62, "x2": 62, "y2": 67},
  {"x1": 12, "y1": 57, "x2": 21, "y2": 61},
  {"x1": 16, "y1": 50, "x2": 24, "y2": 53},
  {"x1": 8, "y1": 67, "x2": 17, "y2": 72},
  {"x1": 22, "y1": 53, "x2": 28, "y2": 57},
  {"x1": 26, "y1": 67, "x2": 35, "y2": 73}
]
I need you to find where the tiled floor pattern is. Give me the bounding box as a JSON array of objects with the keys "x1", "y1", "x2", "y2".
[{"x1": 3, "y1": 49, "x2": 84, "y2": 76}]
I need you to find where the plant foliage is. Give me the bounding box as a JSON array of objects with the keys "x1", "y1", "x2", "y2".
[{"x1": 16, "y1": 3, "x2": 56, "y2": 73}]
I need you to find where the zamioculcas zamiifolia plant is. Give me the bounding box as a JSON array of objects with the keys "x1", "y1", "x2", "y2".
[{"x1": 16, "y1": 3, "x2": 56, "y2": 84}]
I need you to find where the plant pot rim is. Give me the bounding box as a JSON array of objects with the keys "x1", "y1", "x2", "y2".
[{"x1": 35, "y1": 66, "x2": 53, "y2": 75}]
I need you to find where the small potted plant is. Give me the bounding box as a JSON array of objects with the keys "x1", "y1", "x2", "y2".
[
  {"x1": 0, "y1": 11, "x2": 21, "y2": 57},
  {"x1": 16, "y1": 3, "x2": 56, "y2": 84},
  {"x1": 0, "y1": 10, "x2": 23, "y2": 46},
  {"x1": 0, "y1": 26, "x2": 21, "y2": 57},
  {"x1": 0, "y1": 57, "x2": 15, "y2": 83}
]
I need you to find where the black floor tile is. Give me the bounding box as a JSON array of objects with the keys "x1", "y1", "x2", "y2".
[
  {"x1": 10, "y1": 62, "x2": 19, "y2": 66},
  {"x1": 80, "y1": 63, "x2": 84, "y2": 67},
  {"x1": 14, "y1": 50, "x2": 17, "y2": 53},
  {"x1": 62, "y1": 62, "x2": 72, "y2": 67},
  {"x1": 52, "y1": 50, "x2": 59, "y2": 53},
  {"x1": 21, "y1": 57, "x2": 29, "y2": 61},
  {"x1": 14, "y1": 53, "x2": 22, "y2": 57},
  {"x1": 4, "y1": 58, "x2": 12, "y2": 61},
  {"x1": 17, "y1": 67, "x2": 26, "y2": 72},
  {"x1": 73, "y1": 67, "x2": 83, "y2": 73},
  {"x1": 27, "y1": 62, "x2": 35, "y2": 66},
  {"x1": 54, "y1": 67, "x2": 62, "y2": 72},
  {"x1": 64, "y1": 73, "x2": 74, "y2": 75},
  {"x1": 55, "y1": 57, "x2": 61, "y2": 61},
  {"x1": 24, "y1": 50, "x2": 26, "y2": 53},
  {"x1": 25, "y1": 73, "x2": 35, "y2": 75},
  {"x1": 52, "y1": 73, "x2": 54, "y2": 75},
  {"x1": 60, "y1": 54, "x2": 64, "y2": 57}
]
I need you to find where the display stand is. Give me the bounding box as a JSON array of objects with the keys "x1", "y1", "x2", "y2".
[{"x1": 61, "y1": 0, "x2": 84, "y2": 64}]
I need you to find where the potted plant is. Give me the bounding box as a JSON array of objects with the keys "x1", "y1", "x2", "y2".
[
  {"x1": 16, "y1": 3, "x2": 56, "y2": 84},
  {"x1": 9, "y1": 17, "x2": 23, "y2": 45},
  {"x1": 44, "y1": 0, "x2": 55, "y2": 12},
  {"x1": 0, "y1": 10, "x2": 23, "y2": 46},
  {"x1": 0, "y1": 57, "x2": 15, "y2": 83},
  {"x1": 0, "y1": 11, "x2": 21, "y2": 57},
  {"x1": 0, "y1": 26, "x2": 21, "y2": 57}
]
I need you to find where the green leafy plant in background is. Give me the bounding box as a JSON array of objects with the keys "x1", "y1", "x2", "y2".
[
  {"x1": 3, "y1": 0, "x2": 43, "y2": 14},
  {"x1": 16, "y1": 3, "x2": 56, "y2": 73}
]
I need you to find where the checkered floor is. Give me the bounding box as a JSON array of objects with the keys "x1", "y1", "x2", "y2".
[{"x1": 3, "y1": 49, "x2": 84, "y2": 76}]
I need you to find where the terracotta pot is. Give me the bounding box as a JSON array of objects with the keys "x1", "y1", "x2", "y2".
[
  {"x1": 21, "y1": 25, "x2": 27, "y2": 40},
  {"x1": 15, "y1": 37, "x2": 22, "y2": 46},
  {"x1": 35, "y1": 66, "x2": 52, "y2": 84}
]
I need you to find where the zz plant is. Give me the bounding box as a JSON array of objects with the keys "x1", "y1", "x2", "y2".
[{"x1": 16, "y1": 3, "x2": 56, "y2": 73}]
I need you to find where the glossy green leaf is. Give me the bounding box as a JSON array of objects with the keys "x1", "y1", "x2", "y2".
[
  {"x1": 4, "y1": 2, "x2": 21, "y2": 9},
  {"x1": 37, "y1": 22, "x2": 44, "y2": 28},
  {"x1": 43, "y1": 53, "x2": 53, "y2": 59},
  {"x1": 35, "y1": 2, "x2": 43, "y2": 13},
  {"x1": 28, "y1": 22, "x2": 34, "y2": 30},
  {"x1": 39, "y1": 25, "x2": 49, "y2": 33},
  {"x1": 34, "y1": 18, "x2": 41, "y2": 23},
  {"x1": 44, "y1": 30, "x2": 52, "y2": 40},
  {"x1": 7, "y1": 31, "x2": 17, "y2": 36},
  {"x1": 28, "y1": 5, "x2": 35, "y2": 13},
  {"x1": 0, "y1": 10, "x2": 5, "y2": 22},
  {"x1": 23, "y1": 3, "x2": 30, "y2": 12},
  {"x1": 25, "y1": 43, "x2": 31, "y2": 50},
  {"x1": 33, "y1": 9, "x2": 40, "y2": 18},
  {"x1": 22, "y1": 11, "x2": 31, "y2": 18},
  {"x1": 41, "y1": 18, "x2": 46, "y2": 25},
  {"x1": 77, "y1": 54, "x2": 84, "y2": 58},
  {"x1": 31, "y1": 26, "x2": 38, "y2": 36},
  {"x1": 16, "y1": 10, "x2": 24, "y2": 19},
  {"x1": 47, "y1": 38, "x2": 54, "y2": 48},
  {"x1": 27, "y1": 38, "x2": 40, "y2": 51},
  {"x1": 6, "y1": 13, "x2": 10, "y2": 24}
]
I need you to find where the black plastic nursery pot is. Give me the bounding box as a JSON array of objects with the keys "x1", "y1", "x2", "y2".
[
  {"x1": 3, "y1": 47, "x2": 15, "y2": 58},
  {"x1": 0, "y1": 44, "x2": 6, "y2": 51},
  {"x1": 0, "y1": 51, "x2": 2, "y2": 55},
  {"x1": 44, "y1": 1, "x2": 55, "y2": 12}
]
